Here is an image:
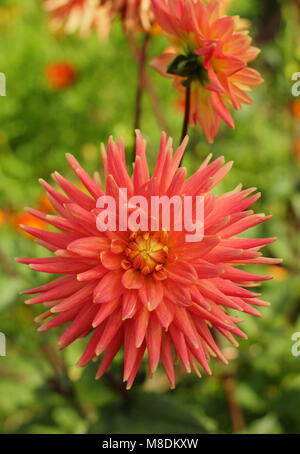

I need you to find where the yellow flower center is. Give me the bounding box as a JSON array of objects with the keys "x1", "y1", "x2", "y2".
[{"x1": 124, "y1": 232, "x2": 169, "y2": 275}]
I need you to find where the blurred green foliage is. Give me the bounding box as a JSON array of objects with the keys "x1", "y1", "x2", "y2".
[{"x1": 0, "y1": 0, "x2": 300, "y2": 435}]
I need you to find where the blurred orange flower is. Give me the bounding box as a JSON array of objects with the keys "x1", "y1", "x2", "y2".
[
  {"x1": 0, "y1": 209, "x2": 6, "y2": 226},
  {"x1": 267, "y1": 266, "x2": 289, "y2": 282},
  {"x1": 292, "y1": 99, "x2": 300, "y2": 119},
  {"x1": 9, "y1": 194, "x2": 53, "y2": 237},
  {"x1": 13, "y1": 212, "x2": 48, "y2": 238},
  {"x1": 37, "y1": 194, "x2": 54, "y2": 213},
  {"x1": 45, "y1": 62, "x2": 77, "y2": 90}
]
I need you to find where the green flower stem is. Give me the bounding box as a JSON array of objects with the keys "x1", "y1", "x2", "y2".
[
  {"x1": 133, "y1": 33, "x2": 151, "y2": 161},
  {"x1": 180, "y1": 80, "x2": 191, "y2": 156}
]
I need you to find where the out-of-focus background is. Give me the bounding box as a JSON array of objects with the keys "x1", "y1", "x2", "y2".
[{"x1": 0, "y1": 0, "x2": 299, "y2": 434}]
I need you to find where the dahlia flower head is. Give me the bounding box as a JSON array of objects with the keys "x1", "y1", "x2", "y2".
[
  {"x1": 18, "y1": 132, "x2": 280, "y2": 389},
  {"x1": 109, "y1": 0, "x2": 153, "y2": 33},
  {"x1": 151, "y1": 0, "x2": 264, "y2": 143},
  {"x1": 43, "y1": 0, "x2": 153, "y2": 39}
]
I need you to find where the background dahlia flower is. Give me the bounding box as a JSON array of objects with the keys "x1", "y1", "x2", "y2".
[
  {"x1": 17, "y1": 132, "x2": 280, "y2": 389},
  {"x1": 45, "y1": 61, "x2": 77, "y2": 90},
  {"x1": 108, "y1": 0, "x2": 153, "y2": 33},
  {"x1": 43, "y1": 0, "x2": 153, "y2": 39},
  {"x1": 151, "y1": 0, "x2": 263, "y2": 143},
  {"x1": 43, "y1": 0, "x2": 111, "y2": 39}
]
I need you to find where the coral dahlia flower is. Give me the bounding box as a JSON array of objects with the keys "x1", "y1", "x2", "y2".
[
  {"x1": 17, "y1": 132, "x2": 280, "y2": 388},
  {"x1": 43, "y1": 0, "x2": 153, "y2": 39},
  {"x1": 151, "y1": 0, "x2": 263, "y2": 143}
]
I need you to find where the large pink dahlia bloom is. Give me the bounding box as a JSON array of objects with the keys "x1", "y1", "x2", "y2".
[
  {"x1": 151, "y1": 0, "x2": 263, "y2": 143},
  {"x1": 18, "y1": 132, "x2": 280, "y2": 389}
]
